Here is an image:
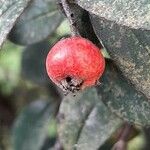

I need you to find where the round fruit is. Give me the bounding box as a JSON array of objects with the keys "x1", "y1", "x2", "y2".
[{"x1": 46, "y1": 37, "x2": 105, "y2": 93}]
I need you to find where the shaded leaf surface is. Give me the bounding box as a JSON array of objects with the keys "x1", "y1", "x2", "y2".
[
  {"x1": 0, "y1": 0, "x2": 31, "y2": 48},
  {"x1": 77, "y1": 0, "x2": 150, "y2": 30},
  {"x1": 90, "y1": 14, "x2": 150, "y2": 99},
  {"x1": 12, "y1": 100, "x2": 55, "y2": 150},
  {"x1": 9, "y1": 0, "x2": 63, "y2": 45},
  {"x1": 97, "y1": 60, "x2": 150, "y2": 126},
  {"x1": 76, "y1": 99, "x2": 121, "y2": 150},
  {"x1": 69, "y1": 3, "x2": 101, "y2": 46},
  {"x1": 58, "y1": 88, "x2": 121, "y2": 150},
  {"x1": 21, "y1": 41, "x2": 50, "y2": 84}
]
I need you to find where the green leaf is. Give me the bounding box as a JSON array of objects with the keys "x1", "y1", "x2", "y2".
[
  {"x1": 12, "y1": 100, "x2": 55, "y2": 150},
  {"x1": 77, "y1": 0, "x2": 150, "y2": 30},
  {"x1": 90, "y1": 14, "x2": 150, "y2": 99},
  {"x1": 58, "y1": 88, "x2": 122, "y2": 150},
  {"x1": 21, "y1": 41, "x2": 50, "y2": 84},
  {"x1": 0, "y1": 41, "x2": 22, "y2": 94},
  {"x1": 76, "y1": 100, "x2": 121, "y2": 150},
  {"x1": 0, "y1": 0, "x2": 31, "y2": 48},
  {"x1": 9, "y1": 0, "x2": 63, "y2": 45},
  {"x1": 97, "y1": 60, "x2": 150, "y2": 126}
]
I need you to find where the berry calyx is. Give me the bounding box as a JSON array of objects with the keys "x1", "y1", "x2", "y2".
[{"x1": 46, "y1": 37, "x2": 105, "y2": 94}]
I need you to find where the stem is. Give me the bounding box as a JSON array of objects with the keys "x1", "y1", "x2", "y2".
[
  {"x1": 61, "y1": 0, "x2": 80, "y2": 36},
  {"x1": 119, "y1": 123, "x2": 133, "y2": 142},
  {"x1": 112, "y1": 123, "x2": 133, "y2": 150},
  {"x1": 53, "y1": 138, "x2": 64, "y2": 150}
]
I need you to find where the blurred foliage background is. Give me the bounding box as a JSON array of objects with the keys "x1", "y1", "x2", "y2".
[{"x1": 0, "y1": 19, "x2": 70, "y2": 149}]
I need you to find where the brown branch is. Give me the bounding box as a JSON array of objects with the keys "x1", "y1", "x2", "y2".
[
  {"x1": 112, "y1": 123, "x2": 134, "y2": 150},
  {"x1": 60, "y1": 0, "x2": 80, "y2": 36}
]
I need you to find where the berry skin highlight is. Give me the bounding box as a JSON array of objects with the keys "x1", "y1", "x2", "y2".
[{"x1": 46, "y1": 37, "x2": 105, "y2": 93}]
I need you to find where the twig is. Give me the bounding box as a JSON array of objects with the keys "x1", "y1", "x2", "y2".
[
  {"x1": 61, "y1": 0, "x2": 80, "y2": 36},
  {"x1": 112, "y1": 123, "x2": 133, "y2": 150}
]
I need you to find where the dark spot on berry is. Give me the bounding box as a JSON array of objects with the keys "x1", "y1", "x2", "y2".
[
  {"x1": 70, "y1": 13, "x2": 74, "y2": 18},
  {"x1": 60, "y1": 77, "x2": 83, "y2": 96},
  {"x1": 66, "y1": 76, "x2": 72, "y2": 83}
]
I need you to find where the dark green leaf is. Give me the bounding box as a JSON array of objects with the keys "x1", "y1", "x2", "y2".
[
  {"x1": 12, "y1": 100, "x2": 55, "y2": 150},
  {"x1": 77, "y1": 0, "x2": 150, "y2": 30},
  {"x1": 0, "y1": 0, "x2": 31, "y2": 48},
  {"x1": 90, "y1": 14, "x2": 150, "y2": 99},
  {"x1": 21, "y1": 41, "x2": 50, "y2": 84},
  {"x1": 97, "y1": 60, "x2": 150, "y2": 126},
  {"x1": 9, "y1": 0, "x2": 63, "y2": 45},
  {"x1": 58, "y1": 88, "x2": 121, "y2": 150},
  {"x1": 68, "y1": 3, "x2": 100, "y2": 45}
]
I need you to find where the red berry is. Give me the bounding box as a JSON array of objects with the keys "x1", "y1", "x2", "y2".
[{"x1": 46, "y1": 37, "x2": 105, "y2": 93}]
